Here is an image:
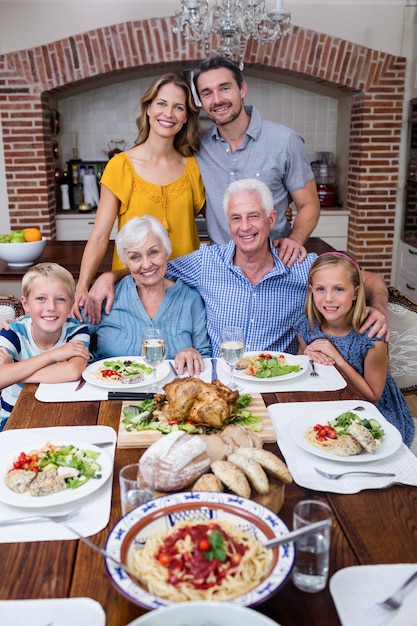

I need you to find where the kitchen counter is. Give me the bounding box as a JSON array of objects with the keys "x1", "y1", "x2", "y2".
[{"x1": 0, "y1": 238, "x2": 334, "y2": 300}]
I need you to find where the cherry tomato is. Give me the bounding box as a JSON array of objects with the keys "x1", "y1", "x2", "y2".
[
  {"x1": 158, "y1": 553, "x2": 172, "y2": 567},
  {"x1": 230, "y1": 553, "x2": 242, "y2": 565},
  {"x1": 198, "y1": 539, "x2": 211, "y2": 552},
  {"x1": 101, "y1": 369, "x2": 121, "y2": 379}
]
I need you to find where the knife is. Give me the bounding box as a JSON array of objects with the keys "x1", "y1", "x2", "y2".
[
  {"x1": 107, "y1": 392, "x2": 155, "y2": 400},
  {"x1": 211, "y1": 358, "x2": 218, "y2": 381}
]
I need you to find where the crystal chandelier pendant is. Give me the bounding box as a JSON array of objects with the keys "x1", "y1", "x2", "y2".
[{"x1": 173, "y1": 0, "x2": 292, "y2": 68}]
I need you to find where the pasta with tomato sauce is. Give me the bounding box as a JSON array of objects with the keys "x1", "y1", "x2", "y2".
[{"x1": 130, "y1": 519, "x2": 271, "y2": 602}]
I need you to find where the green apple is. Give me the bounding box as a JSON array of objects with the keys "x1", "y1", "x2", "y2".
[{"x1": 10, "y1": 232, "x2": 26, "y2": 243}]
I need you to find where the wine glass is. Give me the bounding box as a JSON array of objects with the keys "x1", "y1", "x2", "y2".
[
  {"x1": 141, "y1": 328, "x2": 166, "y2": 393},
  {"x1": 220, "y1": 326, "x2": 244, "y2": 390}
]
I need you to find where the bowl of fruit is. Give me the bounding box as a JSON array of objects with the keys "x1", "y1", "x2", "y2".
[{"x1": 0, "y1": 228, "x2": 46, "y2": 267}]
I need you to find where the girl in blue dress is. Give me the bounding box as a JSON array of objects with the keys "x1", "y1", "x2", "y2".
[{"x1": 295, "y1": 251, "x2": 414, "y2": 446}]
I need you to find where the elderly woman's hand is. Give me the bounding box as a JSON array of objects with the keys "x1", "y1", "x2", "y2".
[{"x1": 174, "y1": 349, "x2": 205, "y2": 377}]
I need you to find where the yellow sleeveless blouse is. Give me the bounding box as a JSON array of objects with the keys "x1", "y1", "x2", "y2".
[{"x1": 100, "y1": 152, "x2": 205, "y2": 269}]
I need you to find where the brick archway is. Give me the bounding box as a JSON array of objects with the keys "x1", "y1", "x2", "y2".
[{"x1": 0, "y1": 16, "x2": 406, "y2": 278}]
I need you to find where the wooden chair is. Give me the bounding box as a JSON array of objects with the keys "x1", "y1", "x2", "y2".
[{"x1": 387, "y1": 288, "x2": 417, "y2": 429}]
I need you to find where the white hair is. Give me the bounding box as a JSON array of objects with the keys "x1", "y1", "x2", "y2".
[
  {"x1": 115, "y1": 216, "x2": 172, "y2": 263},
  {"x1": 223, "y1": 179, "x2": 275, "y2": 217}
]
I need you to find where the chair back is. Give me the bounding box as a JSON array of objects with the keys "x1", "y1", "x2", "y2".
[
  {"x1": 0, "y1": 294, "x2": 24, "y2": 323},
  {"x1": 387, "y1": 287, "x2": 417, "y2": 394}
]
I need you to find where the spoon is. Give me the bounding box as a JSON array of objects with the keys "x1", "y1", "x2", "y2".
[
  {"x1": 263, "y1": 519, "x2": 331, "y2": 548},
  {"x1": 63, "y1": 523, "x2": 142, "y2": 582}
]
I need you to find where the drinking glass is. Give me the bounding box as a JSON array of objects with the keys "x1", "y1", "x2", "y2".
[
  {"x1": 220, "y1": 326, "x2": 244, "y2": 390},
  {"x1": 292, "y1": 499, "x2": 333, "y2": 593},
  {"x1": 142, "y1": 328, "x2": 166, "y2": 393},
  {"x1": 119, "y1": 464, "x2": 153, "y2": 516}
]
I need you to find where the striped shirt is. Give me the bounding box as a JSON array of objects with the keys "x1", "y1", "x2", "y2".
[
  {"x1": 166, "y1": 241, "x2": 317, "y2": 357},
  {"x1": 0, "y1": 316, "x2": 90, "y2": 428}
]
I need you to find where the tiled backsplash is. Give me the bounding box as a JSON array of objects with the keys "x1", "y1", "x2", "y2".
[{"x1": 58, "y1": 75, "x2": 338, "y2": 165}]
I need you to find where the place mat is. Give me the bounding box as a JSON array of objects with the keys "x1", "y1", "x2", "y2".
[
  {"x1": 0, "y1": 597, "x2": 106, "y2": 626},
  {"x1": 0, "y1": 425, "x2": 116, "y2": 543},
  {"x1": 35, "y1": 357, "x2": 346, "y2": 402},
  {"x1": 36, "y1": 380, "x2": 108, "y2": 402},
  {"x1": 117, "y1": 393, "x2": 276, "y2": 448},
  {"x1": 330, "y1": 564, "x2": 417, "y2": 626},
  {"x1": 268, "y1": 401, "x2": 417, "y2": 493},
  {"x1": 0, "y1": 598, "x2": 106, "y2": 626}
]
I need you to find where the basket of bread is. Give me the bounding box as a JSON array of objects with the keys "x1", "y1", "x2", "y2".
[{"x1": 139, "y1": 426, "x2": 292, "y2": 514}]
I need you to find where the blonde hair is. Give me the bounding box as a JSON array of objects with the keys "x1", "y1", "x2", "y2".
[
  {"x1": 134, "y1": 73, "x2": 202, "y2": 156},
  {"x1": 22, "y1": 263, "x2": 75, "y2": 300},
  {"x1": 305, "y1": 252, "x2": 367, "y2": 331}
]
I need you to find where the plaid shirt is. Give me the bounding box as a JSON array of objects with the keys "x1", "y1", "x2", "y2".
[{"x1": 167, "y1": 241, "x2": 317, "y2": 356}]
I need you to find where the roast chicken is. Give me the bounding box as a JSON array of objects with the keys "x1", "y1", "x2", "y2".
[{"x1": 159, "y1": 378, "x2": 240, "y2": 430}]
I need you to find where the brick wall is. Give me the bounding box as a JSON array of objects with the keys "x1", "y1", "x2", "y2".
[{"x1": 0, "y1": 17, "x2": 406, "y2": 280}]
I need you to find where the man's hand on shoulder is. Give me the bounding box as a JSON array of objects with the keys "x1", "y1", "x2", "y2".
[
  {"x1": 359, "y1": 306, "x2": 390, "y2": 342},
  {"x1": 272, "y1": 237, "x2": 307, "y2": 267}
]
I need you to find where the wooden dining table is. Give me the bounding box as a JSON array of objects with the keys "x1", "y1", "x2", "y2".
[{"x1": 1, "y1": 381, "x2": 416, "y2": 626}]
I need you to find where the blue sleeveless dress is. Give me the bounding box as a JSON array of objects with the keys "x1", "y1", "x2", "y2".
[{"x1": 295, "y1": 315, "x2": 414, "y2": 447}]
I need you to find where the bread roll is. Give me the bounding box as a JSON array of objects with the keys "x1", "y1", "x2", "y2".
[
  {"x1": 228, "y1": 452, "x2": 270, "y2": 495},
  {"x1": 211, "y1": 460, "x2": 251, "y2": 498},
  {"x1": 139, "y1": 431, "x2": 210, "y2": 491},
  {"x1": 192, "y1": 473, "x2": 223, "y2": 492},
  {"x1": 198, "y1": 434, "x2": 233, "y2": 462},
  {"x1": 236, "y1": 447, "x2": 293, "y2": 484}
]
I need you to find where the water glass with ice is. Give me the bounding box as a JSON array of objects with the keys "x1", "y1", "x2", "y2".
[{"x1": 292, "y1": 499, "x2": 333, "y2": 593}]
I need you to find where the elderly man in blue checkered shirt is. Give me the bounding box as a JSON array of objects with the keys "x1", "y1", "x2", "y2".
[{"x1": 82, "y1": 178, "x2": 389, "y2": 358}]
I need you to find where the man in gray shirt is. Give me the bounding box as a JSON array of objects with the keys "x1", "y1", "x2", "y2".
[{"x1": 193, "y1": 55, "x2": 321, "y2": 268}]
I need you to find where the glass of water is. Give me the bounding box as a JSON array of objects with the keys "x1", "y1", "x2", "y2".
[
  {"x1": 119, "y1": 463, "x2": 154, "y2": 516},
  {"x1": 220, "y1": 326, "x2": 244, "y2": 390},
  {"x1": 292, "y1": 499, "x2": 333, "y2": 593},
  {"x1": 142, "y1": 327, "x2": 166, "y2": 393}
]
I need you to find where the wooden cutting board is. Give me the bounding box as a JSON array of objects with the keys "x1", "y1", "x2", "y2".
[{"x1": 117, "y1": 393, "x2": 276, "y2": 448}]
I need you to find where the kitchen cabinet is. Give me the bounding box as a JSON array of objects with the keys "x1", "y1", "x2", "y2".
[
  {"x1": 395, "y1": 98, "x2": 417, "y2": 302},
  {"x1": 55, "y1": 213, "x2": 117, "y2": 241},
  {"x1": 293, "y1": 209, "x2": 349, "y2": 250},
  {"x1": 396, "y1": 240, "x2": 417, "y2": 302}
]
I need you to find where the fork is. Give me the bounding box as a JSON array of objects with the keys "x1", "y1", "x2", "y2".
[
  {"x1": 314, "y1": 467, "x2": 396, "y2": 480},
  {"x1": 379, "y1": 570, "x2": 417, "y2": 610},
  {"x1": 309, "y1": 360, "x2": 319, "y2": 376},
  {"x1": 0, "y1": 507, "x2": 80, "y2": 527}
]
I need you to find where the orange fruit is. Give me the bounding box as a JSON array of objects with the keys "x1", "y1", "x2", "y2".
[{"x1": 24, "y1": 228, "x2": 42, "y2": 242}]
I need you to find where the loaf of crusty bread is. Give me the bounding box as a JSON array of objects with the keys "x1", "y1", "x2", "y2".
[{"x1": 139, "y1": 431, "x2": 211, "y2": 491}]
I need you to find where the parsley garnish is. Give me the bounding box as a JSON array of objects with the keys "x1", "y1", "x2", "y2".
[{"x1": 204, "y1": 529, "x2": 227, "y2": 562}]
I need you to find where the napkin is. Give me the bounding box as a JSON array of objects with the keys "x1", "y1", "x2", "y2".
[
  {"x1": 0, "y1": 597, "x2": 105, "y2": 626},
  {"x1": 268, "y1": 400, "x2": 417, "y2": 493},
  {"x1": 36, "y1": 357, "x2": 347, "y2": 403},
  {"x1": 0, "y1": 425, "x2": 116, "y2": 543},
  {"x1": 330, "y1": 564, "x2": 417, "y2": 626}
]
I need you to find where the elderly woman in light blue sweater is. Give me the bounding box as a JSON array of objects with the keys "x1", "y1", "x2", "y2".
[{"x1": 85, "y1": 215, "x2": 211, "y2": 375}]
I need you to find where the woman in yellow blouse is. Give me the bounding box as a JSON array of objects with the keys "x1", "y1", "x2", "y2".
[{"x1": 73, "y1": 73, "x2": 205, "y2": 317}]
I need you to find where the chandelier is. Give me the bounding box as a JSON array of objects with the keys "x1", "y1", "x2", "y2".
[{"x1": 173, "y1": 1, "x2": 292, "y2": 68}]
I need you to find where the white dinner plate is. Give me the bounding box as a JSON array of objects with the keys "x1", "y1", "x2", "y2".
[
  {"x1": 289, "y1": 408, "x2": 402, "y2": 463},
  {"x1": 82, "y1": 356, "x2": 170, "y2": 389},
  {"x1": 220, "y1": 351, "x2": 307, "y2": 383},
  {"x1": 0, "y1": 440, "x2": 113, "y2": 508}
]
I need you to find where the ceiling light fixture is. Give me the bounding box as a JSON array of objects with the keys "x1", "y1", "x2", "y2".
[{"x1": 173, "y1": 1, "x2": 292, "y2": 69}]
